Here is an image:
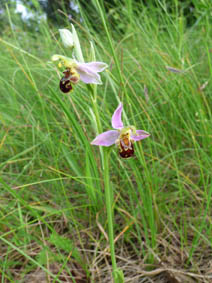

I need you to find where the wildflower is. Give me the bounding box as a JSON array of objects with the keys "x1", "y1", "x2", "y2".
[
  {"x1": 51, "y1": 54, "x2": 108, "y2": 93},
  {"x1": 91, "y1": 103, "x2": 150, "y2": 158}
]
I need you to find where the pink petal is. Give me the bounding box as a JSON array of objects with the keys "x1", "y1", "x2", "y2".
[
  {"x1": 77, "y1": 69, "x2": 101, "y2": 84},
  {"x1": 131, "y1": 130, "x2": 150, "y2": 141},
  {"x1": 91, "y1": 130, "x2": 119, "y2": 146},
  {"x1": 77, "y1": 62, "x2": 108, "y2": 73},
  {"x1": 76, "y1": 62, "x2": 107, "y2": 84},
  {"x1": 111, "y1": 103, "x2": 123, "y2": 129}
]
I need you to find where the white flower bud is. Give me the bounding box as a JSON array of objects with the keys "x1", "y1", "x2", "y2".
[
  {"x1": 59, "y1": 29, "x2": 74, "y2": 48},
  {"x1": 71, "y1": 24, "x2": 84, "y2": 62}
]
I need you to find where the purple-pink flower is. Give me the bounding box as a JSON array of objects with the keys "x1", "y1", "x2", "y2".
[
  {"x1": 51, "y1": 55, "x2": 108, "y2": 93},
  {"x1": 91, "y1": 103, "x2": 150, "y2": 158}
]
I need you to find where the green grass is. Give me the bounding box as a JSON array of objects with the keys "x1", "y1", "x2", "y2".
[{"x1": 0, "y1": 0, "x2": 212, "y2": 282}]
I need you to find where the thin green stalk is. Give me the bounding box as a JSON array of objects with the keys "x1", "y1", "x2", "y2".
[
  {"x1": 88, "y1": 81, "x2": 123, "y2": 281},
  {"x1": 103, "y1": 148, "x2": 124, "y2": 283},
  {"x1": 87, "y1": 84, "x2": 102, "y2": 134},
  {"x1": 83, "y1": 71, "x2": 118, "y2": 266}
]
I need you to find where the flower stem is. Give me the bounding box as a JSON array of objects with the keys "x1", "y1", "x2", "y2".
[
  {"x1": 103, "y1": 148, "x2": 124, "y2": 283},
  {"x1": 103, "y1": 147, "x2": 116, "y2": 266}
]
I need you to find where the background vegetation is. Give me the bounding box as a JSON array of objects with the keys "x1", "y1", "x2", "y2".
[{"x1": 0, "y1": 0, "x2": 212, "y2": 282}]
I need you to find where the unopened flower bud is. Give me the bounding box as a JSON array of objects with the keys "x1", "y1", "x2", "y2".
[{"x1": 59, "y1": 29, "x2": 74, "y2": 48}]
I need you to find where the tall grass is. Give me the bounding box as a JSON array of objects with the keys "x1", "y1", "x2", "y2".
[{"x1": 0, "y1": 0, "x2": 212, "y2": 282}]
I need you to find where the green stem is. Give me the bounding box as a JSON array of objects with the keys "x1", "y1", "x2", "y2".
[
  {"x1": 92, "y1": 97, "x2": 102, "y2": 133},
  {"x1": 103, "y1": 148, "x2": 117, "y2": 269},
  {"x1": 103, "y1": 148, "x2": 124, "y2": 283},
  {"x1": 87, "y1": 85, "x2": 102, "y2": 133},
  {"x1": 87, "y1": 35, "x2": 123, "y2": 281}
]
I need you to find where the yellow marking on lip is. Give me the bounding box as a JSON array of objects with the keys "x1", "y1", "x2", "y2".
[{"x1": 123, "y1": 137, "x2": 129, "y2": 146}]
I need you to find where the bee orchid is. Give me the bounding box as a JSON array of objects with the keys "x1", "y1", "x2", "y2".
[
  {"x1": 51, "y1": 54, "x2": 108, "y2": 93},
  {"x1": 91, "y1": 103, "x2": 150, "y2": 158}
]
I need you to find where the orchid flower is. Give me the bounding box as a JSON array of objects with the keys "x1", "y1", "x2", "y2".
[
  {"x1": 51, "y1": 54, "x2": 108, "y2": 93},
  {"x1": 91, "y1": 103, "x2": 150, "y2": 158}
]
